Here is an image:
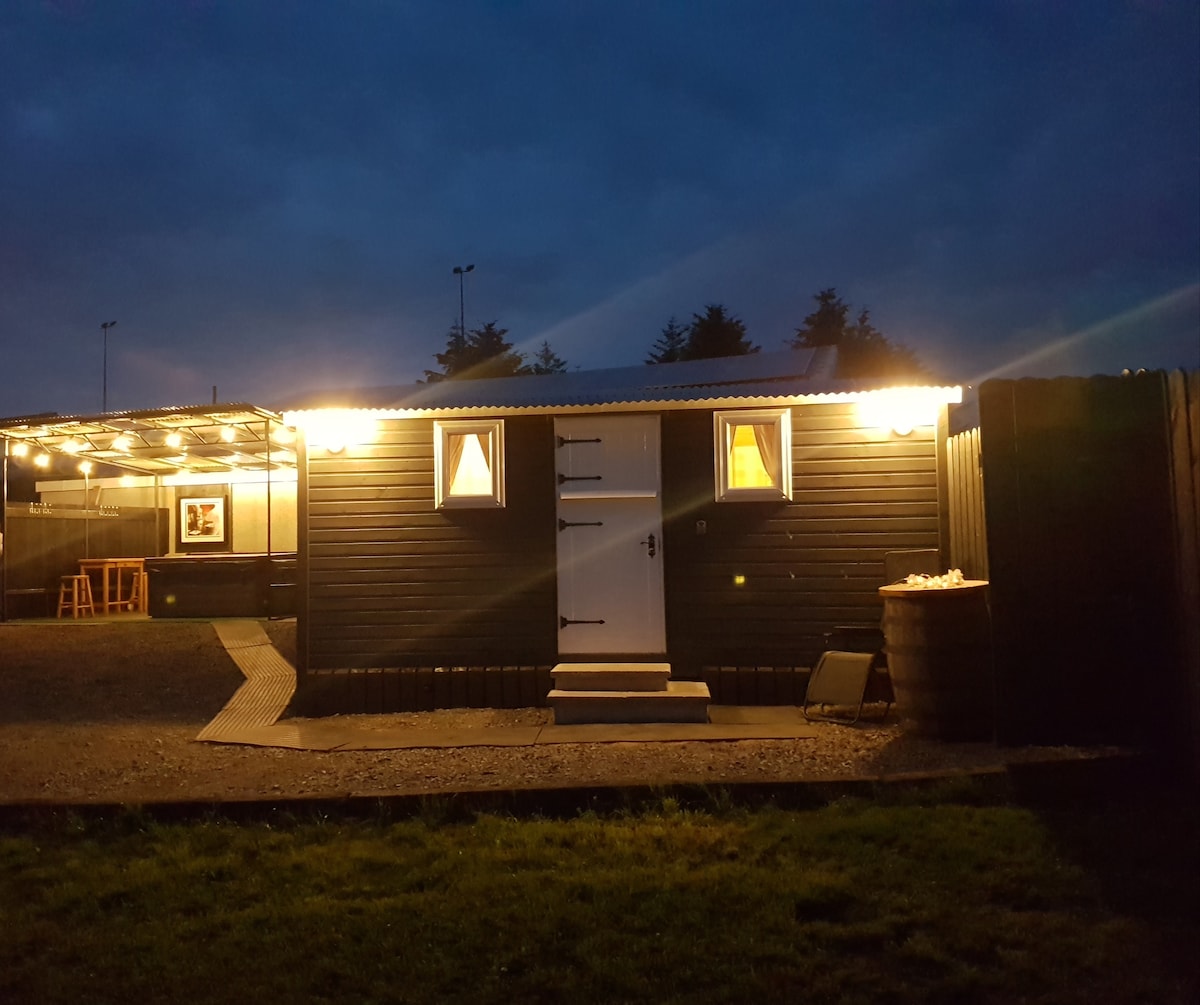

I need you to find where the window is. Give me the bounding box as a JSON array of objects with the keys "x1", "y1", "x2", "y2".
[
  {"x1": 434, "y1": 419, "x2": 505, "y2": 508},
  {"x1": 714, "y1": 408, "x2": 792, "y2": 502}
]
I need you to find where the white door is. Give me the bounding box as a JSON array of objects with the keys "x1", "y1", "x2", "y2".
[{"x1": 555, "y1": 414, "x2": 666, "y2": 654}]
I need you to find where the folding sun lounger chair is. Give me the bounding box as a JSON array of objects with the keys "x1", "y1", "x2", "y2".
[{"x1": 802, "y1": 650, "x2": 878, "y2": 725}]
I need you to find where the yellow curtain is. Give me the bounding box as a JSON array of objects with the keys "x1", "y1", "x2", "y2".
[
  {"x1": 445, "y1": 432, "x2": 466, "y2": 490},
  {"x1": 751, "y1": 422, "x2": 780, "y2": 487}
]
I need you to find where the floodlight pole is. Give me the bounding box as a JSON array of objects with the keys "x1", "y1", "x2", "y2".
[
  {"x1": 100, "y1": 321, "x2": 117, "y2": 412},
  {"x1": 452, "y1": 264, "x2": 474, "y2": 339}
]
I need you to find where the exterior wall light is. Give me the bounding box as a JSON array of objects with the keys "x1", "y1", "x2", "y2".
[
  {"x1": 300, "y1": 410, "x2": 378, "y2": 454},
  {"x1": 855, "y1": 387, "x2": 962, "y2": 436}
]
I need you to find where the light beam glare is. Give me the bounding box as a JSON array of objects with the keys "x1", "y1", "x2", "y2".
[{"x1": 972, "y1": 282, "x2": 1200, "y2": 384}]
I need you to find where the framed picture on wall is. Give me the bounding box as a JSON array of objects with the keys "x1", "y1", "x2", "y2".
[{"x1": 177, "y1": 493, "x2": 229, "y2": 551}]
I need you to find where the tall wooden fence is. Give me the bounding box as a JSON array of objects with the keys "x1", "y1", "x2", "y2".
[
  {"x1": 945, "y1": 371, "x2": 1198, "y2": 770},
  {"x1": 1167, "y1": 370, "x2": 1200, "y2": 777},
  {"x1": 1, "y1": 504, "x2": 168, "y2": 618}
]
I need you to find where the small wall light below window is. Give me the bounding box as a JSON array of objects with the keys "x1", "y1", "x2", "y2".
[{"x1": 733, "y1": 574, "x2": 746, "y2": 587}]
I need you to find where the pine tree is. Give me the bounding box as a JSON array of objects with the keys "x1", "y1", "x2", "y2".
[
  {"x1": 425, "y1": 321, "x2": 526, "y2": 381},
  {"x1": 792, "y1": 288, "x2": 849, "y2": 348},
  {"x1": 645, "y1": 317, "x2": 689, "y2": 364},
  {"x1": 683, "y1": 304, "x2": 758, "y2": 360},
  {"x1": 526, "y1": 340, "x2": 569, "y2": 375},
  {"x1": 790, "y1": 289, "x2": 928, "y2": 379},
  {"x1": 839, "y1": 309, "x2": 928, "y2": 379}
]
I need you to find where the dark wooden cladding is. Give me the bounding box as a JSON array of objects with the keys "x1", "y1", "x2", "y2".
[
  {"x1": 299, "y1": 416, "x2": 558, "y2": 670},
  {"x1": 946, "y1": 427, "x2": 989, "y2": 580},
  {"x1": 1166, "y1": 370, "x2": 1200, "y2": 777},
  {"x1": 298, "y1": 401, "x2": 941, "y2": 690},
  {"x1": 661, "y1": 403, "x2": 940, "y2": 673},
  {"x1": 979, "y1": 374, "x2": 1181, "y2": 748}
]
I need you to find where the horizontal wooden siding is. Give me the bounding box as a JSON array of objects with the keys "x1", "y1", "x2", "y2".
[
  {"x1": 661, "y1": 403, "x2": 940, "y2": 672},
  {"x1": 300, "y1": 416, "x2": 558, "y2": 670}
]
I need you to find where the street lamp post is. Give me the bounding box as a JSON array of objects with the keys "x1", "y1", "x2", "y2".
[
  {"x1": 100, "y1": 321, "x2": 117, "y2": 412},
  {"x1": 452, "y1": 264, "x2": 474, "y2": 339}
]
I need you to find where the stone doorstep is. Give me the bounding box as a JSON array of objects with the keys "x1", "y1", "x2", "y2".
[
  {"x1": 550, "y1": 661, "x2": 672, "y2": 693},
  {"x1": 548, "y1": 680, "x2": 711, "y2": 725}
]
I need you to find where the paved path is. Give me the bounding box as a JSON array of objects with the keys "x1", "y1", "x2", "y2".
[
  {"x1": 195, "y1": 620, "x2": 297, "y2": 743},
  {"x1": 198, "y1": 620, "x2": 825, "y2": 751}
]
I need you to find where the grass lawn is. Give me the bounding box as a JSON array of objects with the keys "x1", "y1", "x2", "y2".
[{"x1": 1, "y1": 777, "x2": 1195, "y2": 1004}]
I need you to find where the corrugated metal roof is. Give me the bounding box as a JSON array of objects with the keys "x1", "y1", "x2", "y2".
[
  {"x1": 0, "y1": 403, "x2": 295, "y2": 477},
  {"x1": 277, "y1": 346, "x2": 878, "y2": 413}
]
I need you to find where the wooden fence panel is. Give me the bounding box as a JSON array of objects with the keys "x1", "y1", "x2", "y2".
[
  {"x1": 946, "y1": 427, "x2": 988, "y2": 580},
  {"x1": 1167, "y1": 369, "x2": 1200, "y2": 777},
  {"x1": 2, "y1": 505, "x2": 168, "y2": 619},
  {"x1": 980, "y1": 374, "x2": 1179, "y2": 747}
]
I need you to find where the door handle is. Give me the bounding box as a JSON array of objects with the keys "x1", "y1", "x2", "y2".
[{"x1": 641, "y1": 533, "x2": 657, "y2": 558}]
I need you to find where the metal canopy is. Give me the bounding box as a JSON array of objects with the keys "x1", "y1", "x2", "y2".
[{"x1": 0, "y1": 403, "x2": 296, "y2": 478}]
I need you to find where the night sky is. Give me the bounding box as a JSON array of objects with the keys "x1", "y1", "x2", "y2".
[{"x1": 2, "y1": 1, "x2": 1197, "y2": 418}]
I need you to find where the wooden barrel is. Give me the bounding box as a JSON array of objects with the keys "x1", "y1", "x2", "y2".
[{"x1": 879, "y1": 581, "x2": 994, "y2": 741}]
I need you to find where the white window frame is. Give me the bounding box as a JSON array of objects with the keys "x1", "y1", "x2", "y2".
[
  {"x1": 434, "y1": 419, "x2": 506, "y2": 509},
  {"x1": 713, "y1": 407, "x2": 793, "y2": 502}
]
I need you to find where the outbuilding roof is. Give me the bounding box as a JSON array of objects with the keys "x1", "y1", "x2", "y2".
[{"x1": 278, "y1": 346, "x2": 874, "y2": 414}]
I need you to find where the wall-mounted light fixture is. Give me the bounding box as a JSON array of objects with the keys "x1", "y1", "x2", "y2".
[
  {"x1": 855, "y1": 386, "x2": 962, "y2": 436},
  {"x1": 297, "y1": 409, "x2": 378, "y2": 454}
]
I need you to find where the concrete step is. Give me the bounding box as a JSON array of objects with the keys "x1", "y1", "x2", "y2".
[
  {"x1": 551, "y1": 662, "x2": 672, "y2": 693},
  {"x1": 548, "y1": 680, "x2": 711, "y2": 724}
]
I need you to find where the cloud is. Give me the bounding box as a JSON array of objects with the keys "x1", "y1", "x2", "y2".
[{"x1": 1, "y1": 1, "x2": 1196, "y2": 418}]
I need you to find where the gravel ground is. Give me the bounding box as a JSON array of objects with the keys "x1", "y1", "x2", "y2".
[{"x1": 0, "y1": 620, "x2": 1117, "y2": 805}]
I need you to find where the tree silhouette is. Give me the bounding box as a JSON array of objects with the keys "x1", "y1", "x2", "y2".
[
  {"x1": 644, "y1": 316, "x2": 689, "y2": 364},
  {"x1": 685, "y1": 304, "x2": 758, "y2": 359},
  {"x1": 792, "y1": 288, "x2": 850, "y2": 347},
  {"x1": 791, "y1": 288, "x2": 928, "y2": 379},
  {"x1": 425, "y1": 324, "x2": 570, "y2": 381},
  {"x1": 425, "y1": 321, "x2": 526, "y2": 381},
  {"x1": 527, "y1": 340, "x2": 569, "y2": 375}
]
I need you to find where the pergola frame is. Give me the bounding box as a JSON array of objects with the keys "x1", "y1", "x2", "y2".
[
  {"x1": 0, "y1": 403, "x2": 295, "y2": 479},
  {"x1": 0, "y1": 403, "x2": 296, "y2": 621}
]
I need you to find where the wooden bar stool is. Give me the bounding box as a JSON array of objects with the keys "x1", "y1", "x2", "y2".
[
  {"x1": 57, "y1": 574, "x2": 96, "y2": 619},
  {"x1": 126, "y1": 570, "x2": 149, "y2": 613}
]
